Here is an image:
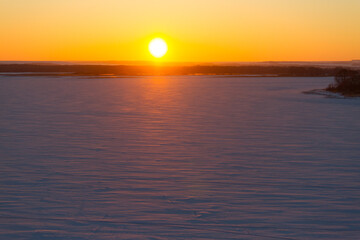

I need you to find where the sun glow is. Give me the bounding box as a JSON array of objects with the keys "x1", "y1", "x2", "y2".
[{"x1": 149, "y1": 38, "x2": 168, "y2": 58}]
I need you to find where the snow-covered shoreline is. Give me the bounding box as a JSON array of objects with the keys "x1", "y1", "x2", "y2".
[{"x1": 303, "y1": 89, "x2": 360, "y2": 99}]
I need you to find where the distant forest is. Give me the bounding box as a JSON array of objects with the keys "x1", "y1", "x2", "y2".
[{"x1": 0, "y1": 64, "x2": 351, "y2": 77}]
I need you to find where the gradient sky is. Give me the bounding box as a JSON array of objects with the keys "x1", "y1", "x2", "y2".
[{"x1": 1, "y1": 0, "x2": 360, "y2": 62}]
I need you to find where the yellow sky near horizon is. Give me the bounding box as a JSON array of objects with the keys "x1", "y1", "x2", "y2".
[{"x1": 1, "y1": 0, "x2": 360, "y2": 62}]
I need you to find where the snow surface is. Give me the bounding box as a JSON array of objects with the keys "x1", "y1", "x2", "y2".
[{"x1": 0, "y1": 76, "x2": 359, "y2": 239}]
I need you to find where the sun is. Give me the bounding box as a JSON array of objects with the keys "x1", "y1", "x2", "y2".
[{"x1": 149, "y1": 38, "x2": 168, "y2": 58}]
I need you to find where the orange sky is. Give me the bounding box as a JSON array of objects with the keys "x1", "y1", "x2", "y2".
[{"x1": 1, "y1": 0, "x2": 360, "y2": 62}]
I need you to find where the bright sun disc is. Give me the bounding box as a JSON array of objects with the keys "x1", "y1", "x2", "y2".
[{"x1": 149, "y1": 38, "x2": 168, "y2": 58}]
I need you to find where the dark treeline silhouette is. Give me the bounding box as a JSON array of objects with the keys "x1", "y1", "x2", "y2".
[
  {"x1": 326, "y1": 68, "x2": 360, "y2": 96},
  {"x1": 0, "y1": 64, "x2": 342, "y2": 77}
]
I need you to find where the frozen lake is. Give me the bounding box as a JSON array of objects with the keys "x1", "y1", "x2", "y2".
[{"x1": 0, "y1": 76, "x2": 359, "y2": 239}]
